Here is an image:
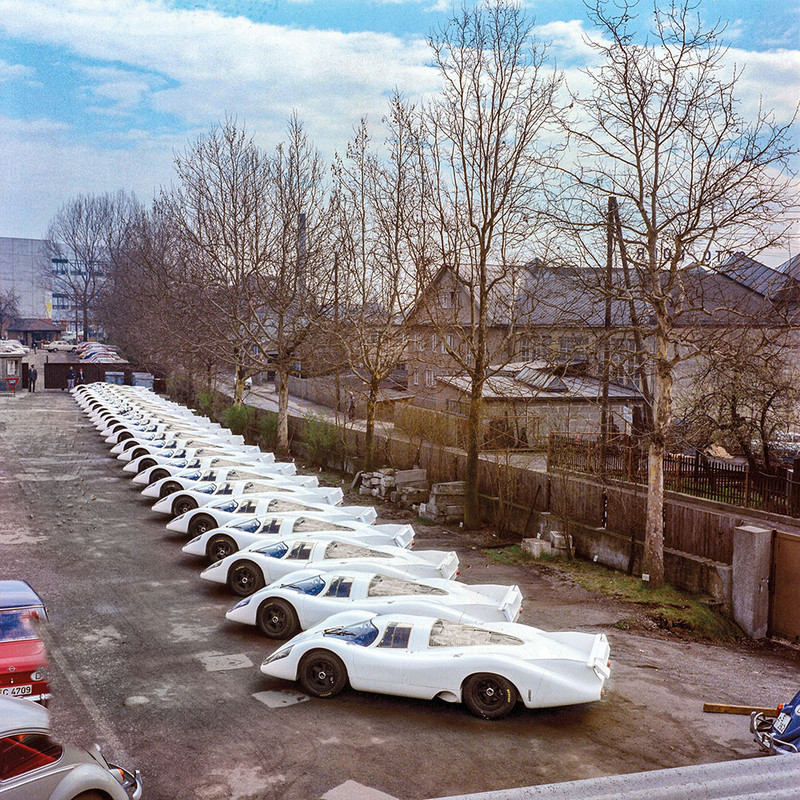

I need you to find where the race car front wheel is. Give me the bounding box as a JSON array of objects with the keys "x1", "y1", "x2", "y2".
[{"x1": 298, "y1": 650, "x2": 347, "y2": 698}]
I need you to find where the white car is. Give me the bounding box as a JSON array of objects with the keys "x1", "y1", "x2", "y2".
[
  {"x1": 150, "y1": 481, "x2": 344, "y2": 518},
  {"x1": 260, "y1": 611, "x2": 611, "y2": 719},
  {"x1": 182, "y1": 514, "x2": 415, "y2": 562},
  {"x1": 123, "y1": 445, "x2": 275, "y2": 475},
  {"x1": 45, "y1": 339, "x2": 77, "y2": 352},
  {"x1": 132, "y1": 457, "x2": 296, "y2": 487},
  {"x1": 166, "y1": 496, "x2": 377, "y2": 536},
  {"x1": 226, "y1": 570, "x2": 523, "y2": 638},
  {"x1": 143, "y1": 467, "x2": 318, "y2": 500},
  {"x1": 115, "y1": 437, "x2": 262, "y2": 461},
  {"x1": 200, "y1": 537, "x2": 459, "y2": 596}
]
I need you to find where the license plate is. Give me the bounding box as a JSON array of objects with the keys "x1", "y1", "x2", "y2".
[
  {"x1": 0, "y1": 685, "x2": 33, "y2": 697},
  {"x1": 774, "y1": 712, "x2": 791, "y2": 734}
]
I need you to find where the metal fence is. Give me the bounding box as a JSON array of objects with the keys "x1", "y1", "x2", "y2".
[{"x1": 549, "y1": 434, "x2": 800, "y2": 517}]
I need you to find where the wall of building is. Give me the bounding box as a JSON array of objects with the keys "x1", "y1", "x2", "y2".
[{"x1": 0, "y1": 237, "x2": 51, "y2": 318}]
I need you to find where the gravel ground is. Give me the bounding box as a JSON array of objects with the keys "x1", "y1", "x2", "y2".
[{"x1": 1, "y1": 385, "x2": 798, "y2": 800}]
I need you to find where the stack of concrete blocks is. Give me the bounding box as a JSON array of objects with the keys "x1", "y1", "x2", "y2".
[
  {"x1": 521, "y1": 512, "x2": 574, "y2": 559},
  {"x1": 357, "y1": 468, "x2": 429, "y2": 507},
  {"x1": 419, "y1": 481, "x2": 466, "y2": 524}
]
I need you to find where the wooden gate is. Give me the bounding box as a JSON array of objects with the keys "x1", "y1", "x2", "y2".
[{"x1": 769, "y1": 530, "x2": 800, "y2": 643}]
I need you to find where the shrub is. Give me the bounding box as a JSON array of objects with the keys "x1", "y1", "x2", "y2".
[
  {"x1": 195, "y1": 390, "x2": 217, "y2": 419},
  {"x1": 258, "y1": 411, "x2": 279, "y2": 450},
  {"x1": 222, "y1": 403, "x2": 253, "y2": 437},
  {"x1": 302, "y1": 413, "x2": 341, "y2": 468}
]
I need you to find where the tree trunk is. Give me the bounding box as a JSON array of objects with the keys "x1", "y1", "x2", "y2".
[
  {"x1": 642, "y1": 329, "x2": 671, "y2": 588},
  {"x1": 277, "y1": 370, "x2": 290, "y2": 456},
  {"x1": 233, "y1": 362, "x2": 244, "y2": 405},
  {"x1": 463, "y1": 376, "x2": 483, "y2": 530},
  {"x1": 364, "y1": 379, "x2": 379, "y2": 472}
]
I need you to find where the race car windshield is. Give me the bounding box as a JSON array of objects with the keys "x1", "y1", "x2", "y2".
[
  {"x1": 284, "y1": 575, "x2": 325, "y2": 596},
  {"x1": 0, "y1": 609, "x2": 43, "y2": 642},
  {"x1": 255, "y1": 541, "x2": 290, "y2": 558},
  {"x1": 230, "y1": 518, "x2": 261, "y2": 533},
  {"x1": 211, "y1": 499, "x2": 238, "y2": 512},
  {"x1": 323, "y1": 619, "x2": 379, "y2": 647}
]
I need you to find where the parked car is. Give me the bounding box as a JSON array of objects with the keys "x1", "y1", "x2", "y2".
[
  {"x1": 182, "y1": 513, "x2": 414, "y2": 562},
  {"x1": 751, "y1": 689, "x2": 800, "y2": 754},
  {"x1": 0, "y1": 695, "x2": 142, "y2": 799},
  {"x1": 200, "y1": 537, "x2": 459, "y2": 596},
  {"x1": 260, "y1": 611, "x2": 611, "y2": 719},
  {"x1": 45, "y1": 340, "x2": 76, "y2": 353},
  {"x1": 0, "y1": 581, "x2": 50, "y2": 705},
  {"x1": 226, "y1": 569, "x2": 522, "y2": 638},
  {"x1": 166, "y1": 496, "x2": 377, "y2": 537}
]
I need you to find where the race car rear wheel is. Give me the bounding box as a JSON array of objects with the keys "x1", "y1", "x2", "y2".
[
  {"x1": 131, "y1": 446, "x2": 150, "y2": 460},
  {"x1": 298, "y1": 650, "x2": 347, "y2": 698},
  {"x1": 189, "y1": 513, "x2": 217, "y2": 537},
  {"x1": 206, "y1": 533, "x2": 237, "y2": 562},
  {"x1": 463, "y1": 673, "x2": 517, "y2": 720},
  {"x1": 138, "y1": 457, "x2": 157, "y2": 472},
  {"x1": 228, "y1": 560, "x2": 265, "y2": 597},
  {"x1": 172, "y1": 495, "x2": 198, "y2": 517},
  {"x1": 149, "y1": 468, "x2": 170, "y2": 484},
  {"x1": 257, "y1": 598, "x2": 300, "y2": 638}
]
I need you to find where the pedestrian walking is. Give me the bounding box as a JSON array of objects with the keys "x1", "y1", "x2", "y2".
[
  {"x1": 28, "y1": 366, "x2": 38, "y2": 393},
  {"x1": 66, "y1": 366, "x2": 76, "y2": 391},
  {"x1": 76, "y1": 368, "x2": 85, "y2": 386},
  {"x1": 346, "y1": 391, "x2": 356, "y2": 422}
]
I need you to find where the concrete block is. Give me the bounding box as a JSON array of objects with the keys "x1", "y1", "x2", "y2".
[
  {"x1": 522, "y1": 538, "x2": 552, "y2": 558},
  {"x1": 732, "y1": 525, "x2": 772, "y2": 639}
]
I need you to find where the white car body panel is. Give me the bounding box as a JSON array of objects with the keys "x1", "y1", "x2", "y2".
[
  {"x1": 226, "y1": 570, "x2": 522, "y2": 634},
  {"x1": 123, "y1": 448, "x2": 277, "y2": 474},
  {"x1": 167, "y1": 498, "x2": 377, "y2": 533},
  {"x1": 200, "y1": 538, "x2": 459, "y2": 589},
  {"x1": 182, "y1": 515, "x2": 415, "y2": 558},
  {"x1": 111, "y1": 435, "x2": 260, "y2": 458},
  {"x1": 133, "y1": 458, "x2": 296, "y2": 486},
  {"x1": 261, "y1": 612, "x2": 610, "y2": 711}
]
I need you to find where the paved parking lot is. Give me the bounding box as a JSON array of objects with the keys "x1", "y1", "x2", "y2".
[{"x1": 2, "y1": 388, "x2": 800, "y2": 800}]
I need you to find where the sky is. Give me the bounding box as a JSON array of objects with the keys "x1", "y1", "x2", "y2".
[{"x1": 1, "y1": 0, "x2": 798, "y2": 263}]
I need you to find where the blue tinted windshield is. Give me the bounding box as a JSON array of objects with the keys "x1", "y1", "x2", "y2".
[
  {"x1": 323, "y1": 619, "x2": 379, "y2": 647},
  {"x1": 255, "y1": 541, "x2": 289, "y2": 558},
  {"x1": 284, "y1": 575, "x2": 325, "y2": 596},
  {"x1": 230, "y1": 518, "x2": 261, "y2": 533},
  {"x1": 211, "y1": 499, "x2": 238, "y2": 512}
]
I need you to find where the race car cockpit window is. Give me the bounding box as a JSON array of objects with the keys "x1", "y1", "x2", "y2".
[
  {"x1": 284, "y1": 575, "x2": 325, "y2": 596},
  {"x1": 367, "y1": 575, "x2": 447, "y2": 597},
  {"x1": 428, "y1": 619, "x2": 524, "y2": 648},
  {"x1": 323, "y1": 619, "x2": 379, "y2": 647},
  {"x1": 324, "y1": 541, "x2": 391, "y2": 560},
  {"x1": 377, "y1": 623, "x2": 412, "y2": 649},
  {"x1": 287, "y1": 541, "x2": 314, "y2": 560},
  {"x1": 255, "y1": 541, "x2": 289, "y2": 559},
  {"x1": 230, "y1": 517, "x2": 260, "y2": 533},
  {"x1": 292, "y1": 518, "x2": 350, "y2": 533},
  {"x1": 325, "y1": 577, "x2": 354, "y2": 597}
]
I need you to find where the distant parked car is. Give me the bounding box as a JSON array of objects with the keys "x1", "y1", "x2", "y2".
[
  {"x1": 0, "y1": 695, "x2": 142, "y2": 799},
  {"x1": 0, "y1": 581, "x2": 50, "y2": 705},
  {"x1": 45, "y1": 340, "x2": 76, "y2": 353}
]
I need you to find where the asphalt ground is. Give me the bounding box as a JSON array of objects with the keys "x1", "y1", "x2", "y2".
[{"x1": 2, "y1": 386, "x2": 800, "y2": 800}]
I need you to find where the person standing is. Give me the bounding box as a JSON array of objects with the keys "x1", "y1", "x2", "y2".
[
  {"x1": 66, "y1": 366, "x2": 76, "y2": 391},
  {"x1": 28, "y1": 366, "x2": 38, "y2": 393},
  {"x1": 346, "y1": 391, "x2": 356, "y2": 422},
  {"x1": 76, "y1": 367, "x2": 85, "y2": 386}
]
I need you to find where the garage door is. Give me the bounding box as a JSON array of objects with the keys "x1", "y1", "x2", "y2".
[{"x1": 770, "y1": 530, "x2": 800, "y2": 643}]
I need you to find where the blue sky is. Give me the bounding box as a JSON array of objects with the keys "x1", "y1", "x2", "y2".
[{"x1": 1, "y1": 0, "x2": 798, "y2": 260}]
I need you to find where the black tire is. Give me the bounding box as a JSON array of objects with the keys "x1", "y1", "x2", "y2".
[
  {"x1": 206, "y1": 533, "x2": 237, "y2": 563},
  {"x1": 149, "y1": 468, "x2": 169, "y2": 484},
  {"x1": 159, "y1": 481, "x2": 181, "y2": 500},
  {"x1": 122, "y1": 438, "x2": 137, "y2": 451},
  {"x1": 131, "y1": 447, "x2": 150, "y2": 460},
  {"x1": 73, "y1": 793, "x2": 104, "y2": 800},
  {"x1": 228, "y1": 560, "x2": 265, "y2": 597},
  {"x1": 172, "y1": 495, "x2": 198, "y2": 517},
  {"x1": 118, "y1": 430, "x2": 133, "y2": 442},
  {"x1": 189, "y1": 514, "x2": 216, "y2": 538},
  {"x1": 462, "y1": 673, "x2": 517, "y2": 720},
  {"x1": 138, "y1": 457, "x2": 157, "y2": 472},
  {"x1": 298, "y1": 650, "x2": 348, "y2": 698},
  {"x1": 256, "y1": 598, "x2": 300, "y2": 638}
]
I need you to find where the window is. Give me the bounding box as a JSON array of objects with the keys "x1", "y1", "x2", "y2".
[
  {"x1": 428, "y1": 619, "x2": 524, "y2": 648},
  {"x1": 0, "y1": 734, "x2": 63, "y2": 779},
  {"x1": 367, "y1": 575, "x2": 448, "y2": 597},
  {"x1": 258, "y1": 518, "x2": 281, "y2": 534},
  {"x1": 284, "y1": 575, "x2": 325, "y2": 596},
  {"x1": 323, "y1": 619, "x2": 378, "y2": 647},
  {"x1": 255, "y1": 541, "x2": 289, "y2": 559},
  {"x1": 413, "y1": 372, "x2": 419, "y2": 386},
  {"x1": 235, "y1": 500, "x2": 258, "y2": 514},
  {"x1": 287, "y1": 541, "x2": 314, "y2": 560},
  {"x1": 0, "y1": 609, "x2": 43, "y2": 642},
  {"x1": 325, "y1": 577, "x2": 354, "y2": 597},
  {"x1": 323, "y1": 541, "x2": 391, "y2": 560},
  {"x1": 424, "y1": 369, "x2": 435, "y2": 388},
  {"x1": 292, "y1": 518, "x2": 349, "y2": 533},
  {"x1": 441, "y1": 333, "x2": 455, "y2": 354},
  {"x1": 377, "y1": 623, "x2": 412, "y2": 649},
  {"x1": 230, "y1": 517, "x2": 261, "y2": 533}
]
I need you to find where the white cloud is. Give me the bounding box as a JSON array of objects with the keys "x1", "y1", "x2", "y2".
[{"x1": 0, "y1": 57, "x2": 36, "y2": 82}]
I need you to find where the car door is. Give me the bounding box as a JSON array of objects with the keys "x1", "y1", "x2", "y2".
[{"x1": 349, "y1": 620, "x2": 412, "y2": 694}]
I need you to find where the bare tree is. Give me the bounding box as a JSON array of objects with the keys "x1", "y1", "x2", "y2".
[
  {"x1": 167, "y1": 117, "x2": 273, "y2": 405},
  {"x1": 0, "y1": 288, "x2": 19, "y2": 338},
  {"x1": 554, "y1": 0, "x2": 798, "y2": 586},
  {"x1": 47, "y1": 191, "x2": 137, "y2": 341},
  {"x1": 416, "y1": 0, "x2": 560, "y2": 529},
  {"x1": 331, "y1": 97, "x2": 424, "y2": 470}
]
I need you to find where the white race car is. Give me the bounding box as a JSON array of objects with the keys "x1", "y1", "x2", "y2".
[
  {"x1": 167, "y1": 496, "x2": 377, "y2": 537},
  {"x1": 260, "y1": 611, "x2": 611, "y2": 719},
  {"x1": 226, "y1": 570, "x2": 523, "y2": 638},
  {"x1": 182, "y1": 514, "x2": 415, "y2": 561},
  {"x1": 151, "y1": 481, "x2": 344, "y2": 518},
  {"x1": 116, "y1": 437, "x2": 262, "y2": 462},
  {"x1": 143, "y1": 468, "x2": 318, "y2": 501},
  {"x1": 123, "y1": 446, "x2": 276, "y2": 476},
  {"x1": 134, "y1": 459, "x2": 296, "y2": 488},
  {"x1": 200, "y1": 538, "x2": 459, "y2": 596}
]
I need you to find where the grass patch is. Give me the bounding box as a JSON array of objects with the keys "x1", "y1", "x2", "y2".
[{"x1": 483, "y1": 546, "x2": 742, "y2": 642}]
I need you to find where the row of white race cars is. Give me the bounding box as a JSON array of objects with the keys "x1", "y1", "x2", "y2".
[{"x1": 73, "y1": 382, "x2": 612, "y2": 720}]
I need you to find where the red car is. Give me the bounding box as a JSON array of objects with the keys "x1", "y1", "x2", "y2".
[{"x1": 0, "y1": 580, "x2": 51, "y2": 704}]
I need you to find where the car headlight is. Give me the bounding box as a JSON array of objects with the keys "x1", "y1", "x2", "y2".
[
  {"x1": 232, "y1": 597, "x2": 251, "y2": 609},
  {"x1": 263, "y1": 646, "x2": 293, "y2": 666}
]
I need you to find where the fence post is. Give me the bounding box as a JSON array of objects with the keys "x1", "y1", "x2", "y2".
[
  {"x1": 626, "y1": 444, "x2": 632, "y2": 482},
  {"x1": 744, "y1": 464, "x2": 751, "y2": 507},
  {"x1": 792, "y1": 458, "x2": 800, "y2": 517},
  {"x1": 547, "y1": 434, "x2": 554, "y2": 471}
]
